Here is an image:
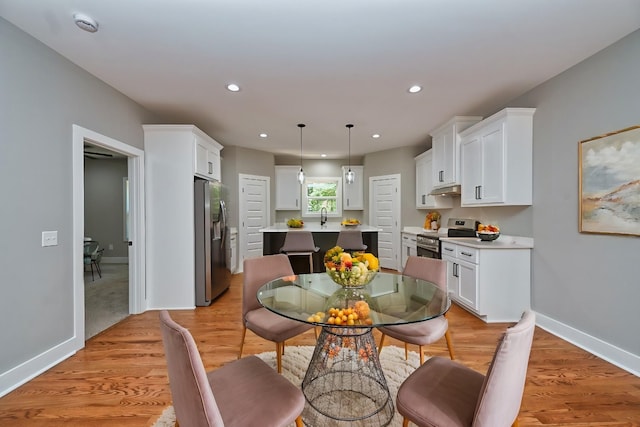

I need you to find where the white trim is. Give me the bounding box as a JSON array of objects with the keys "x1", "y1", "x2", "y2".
[{"x1": 536, "y1": 311, "x2": 640, "y2": 377}]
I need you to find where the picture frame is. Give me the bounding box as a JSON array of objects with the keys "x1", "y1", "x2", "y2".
[{"x1": 579, "y1": 125, "x2": 640, "y2": 236}]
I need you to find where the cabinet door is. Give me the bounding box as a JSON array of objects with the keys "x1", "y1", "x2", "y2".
[
  {"x1": 431, "y1": 131, "x2": 447, "y2": 187},
  {"x1": 461, "y1": 132, "x2": 483, "y2": 205},
  {"x1": 342, "y1": 165, "x2": 364, "y2": 210},
  {"x1": 275, "y1": 166, "x2": 301, "y2": 210},
  {"x1": 194, "y1": 136, "x2": 221, "y2": 181},
  {"x1": 477, "y1": 122, "x2": 505, "y2": 204},
  {"x1": 443, "y1": 255, "x2": 458, "y2": 298},
  {"x1": 416, "y1": 151, "x2": 452, "y2": 209},
  {"x1": 457, "y1": 259, "x2": 478, "y2": 310}
]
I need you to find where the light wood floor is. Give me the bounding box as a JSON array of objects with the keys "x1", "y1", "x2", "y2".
[{"x1": 1, "y1": 272, "x2": 638, "y2": 426}]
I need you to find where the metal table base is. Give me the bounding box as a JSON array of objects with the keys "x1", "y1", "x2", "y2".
[{"x1": 301, "y1": 327, "x2": 394, "y2": 426}]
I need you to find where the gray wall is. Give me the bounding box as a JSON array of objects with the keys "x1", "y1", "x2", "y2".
[
  {"x1": 84, "y1": 157, "x2": 129, "y2": 258},
  {"x1": 0, "y1": 19, "x2": 159, "y2": 374}
]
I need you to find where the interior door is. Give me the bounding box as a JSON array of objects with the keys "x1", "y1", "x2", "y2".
[
  {"x1": 239, "y1": 174, "x2": 270, "y2": 273},
  {"x1": 369, "y1": 174, "x2": 401, "y2": 271}
]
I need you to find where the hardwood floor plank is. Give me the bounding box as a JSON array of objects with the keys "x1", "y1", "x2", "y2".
[{"x1": 0, "y1": 272, "x2": 638, "y2": 426}]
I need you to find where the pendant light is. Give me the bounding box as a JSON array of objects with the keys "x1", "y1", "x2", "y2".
[
  {"x1": 297, "y1": 123, "x2": 306, "y2": 184},
  {"x1": 345, "y1": 124, "x2": 355, "y2": 184}
]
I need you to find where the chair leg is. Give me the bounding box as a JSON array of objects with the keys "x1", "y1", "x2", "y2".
[
  {"x1": 275, "y1": 342, "x2": 284, "y2": 373},
  {"x1": 419, "y1": 345, "x2": 425, "y2": 365},
  {"x1": 238, "y1": 326, "x2": 247, "y2": 359},
  {"x1": 90, "y1": 263, "x2": 95, "y2": 281},
  {"x1": 512, "y1": 419, "x2": 519, "y2": 427},
  {"x1": 378, "y1": 333, "x2": 386, "y2": 352},
  {"x1": 402, "y1": 417, "x2": 409, "y2": 427},
  {"x1": 314, "y1": 327, "x2": 320, "y2": 339},
  {"x1": 445, "y1": 329, "x2": 456, "y2": 360},
  {"x1": 308, "y1": 254, "x2": 314, "y2": 273},
  {"x1": 94, "y1": 261, "x2": 102, "y2": 278},
  {"x1": 404, "y1": 343, "x2": 409, "y2": 360},
  {"x1": 295, "y1": 415, "x2": 303, "y2": 427}
]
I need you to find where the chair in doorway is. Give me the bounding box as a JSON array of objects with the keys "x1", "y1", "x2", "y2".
[
  {"x1": 159, "y1": 310, "x2": 304, "y2": 427},
  {"x1": 83, "y1": 241, "x2": 104, "y2": 281},
  {"x1": 279, "y1": 230, "x2": 320, "y2": 273},
  {"x1": 336, "y1": 229, "x2": 367, "y2": 252},
  {"x1": 377, "y1": 255, "x2": 455, "y2": 364},
  {"x1": 396, "y1": 310, "x2": 536, "y2": 427},
  {"x1": 238, "y1": 254, "x2": 314, "y2": 373}
]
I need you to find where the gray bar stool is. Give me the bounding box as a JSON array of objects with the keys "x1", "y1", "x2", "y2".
[
  {"x1": 336, "y1": 229, "x2": 367, "y2": 252},
  {"x1": 280, "y1": 231, "x2": 320, "y2": 273}
]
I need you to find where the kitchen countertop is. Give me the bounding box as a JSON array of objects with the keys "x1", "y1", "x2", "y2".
[
  {"x1": 402, "y1": 226, "x2": 444, "y2": 236},
  {"x1": 260, "y1": 223, "x2": 382, "y2": 232},
  {"x1": 441, "y1": 235, "x2": 534, "y2": 249}
]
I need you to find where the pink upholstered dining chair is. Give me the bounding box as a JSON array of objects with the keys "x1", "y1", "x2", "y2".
[
  {"x1": 238, "y1": 254, "x2": 313, "y2": 373},
  {"x1": 159, "y1": 310, "x2": 304, "y2": 427},
  {"x1": 396, "y1": 310, "x2": 536, "y2": 427},
  {"x1": 377, "y1": 256, "x2": 455, "y2": 364}
]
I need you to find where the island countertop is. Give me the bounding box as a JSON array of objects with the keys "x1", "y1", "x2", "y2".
[{"x1": 260, "y1": 223, "x2": 382, "y2": 232}]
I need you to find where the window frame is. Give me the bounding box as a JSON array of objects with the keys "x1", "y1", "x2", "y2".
[{"x1": 301, "y1": 176, "x2": 343, "y2": 218}]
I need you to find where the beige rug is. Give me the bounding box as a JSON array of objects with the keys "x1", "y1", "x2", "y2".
[{"x1": 152, "y1": 345, "x2": 421, "y2": 426}]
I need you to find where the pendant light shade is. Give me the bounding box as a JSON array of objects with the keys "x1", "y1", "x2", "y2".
[
  {"x1": 345, "y1": 124, "x2": 355, "y2": 184},
  {"x1": 297, "y1": 123, "x2": 306, "y2": 184}
]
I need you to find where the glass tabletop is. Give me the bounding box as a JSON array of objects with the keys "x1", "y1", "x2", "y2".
[{"x1": 257, "y1": 271, "x2": 450, "y2": 328}]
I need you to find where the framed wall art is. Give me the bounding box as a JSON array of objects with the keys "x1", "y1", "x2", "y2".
[{"x1": 579, "y1": 125, "x2": 640, "y2": 236}]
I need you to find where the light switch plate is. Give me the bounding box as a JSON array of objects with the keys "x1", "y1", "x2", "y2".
[{"x1": 42, "y1": 231, "x2": 58, "y2": 247}]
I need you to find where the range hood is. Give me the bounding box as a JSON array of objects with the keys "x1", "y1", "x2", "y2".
[{"x1": 429, "y1": 184, "x2": 461, "y2": 196}]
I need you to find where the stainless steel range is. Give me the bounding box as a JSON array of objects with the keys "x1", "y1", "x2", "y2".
[{"x1": 416, "y1": 218, "x2": 479, "y2": 259}]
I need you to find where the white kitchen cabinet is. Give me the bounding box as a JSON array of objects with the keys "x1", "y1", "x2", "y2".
[
  {"x1": 194, "y1": 133, "x2": 222, "y2": 181},
  {"x1": 460, "y1": 108, "x2": 535, "y2": 206},
  {"x1": 415, "y1": 150, "x2": 453, "y2": 209},
  {"x1": 143, "y1": 124, "x2": 224, "y2": 309},
  {"x1": 401, "y1": 232, "x2": 417, "y2": 270},
  {"x1": 226, "y1": 227, "x2": 237, "y2": 274},
  {"x1": 275, "y1": 166, "x2": 302, "y2": 210},
  {"x1": 342, "y1": 165, "x2": 364, "y2": 210},
  {"x1": 441, "y1": 240, "x2": 531, "y2": 323},
  {"x1": 430, "y1": 116, "x2": 482, "y2": 190}
]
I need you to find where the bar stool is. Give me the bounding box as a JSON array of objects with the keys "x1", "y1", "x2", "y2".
[
  {"x1": 336, "y1": 229, "x2": 367, "y2": 252},
  {"x1": 280, "y1": 231, "x2": 320, "y2": 273}
]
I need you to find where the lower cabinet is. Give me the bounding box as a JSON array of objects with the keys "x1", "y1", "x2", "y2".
[
  {"x1": 401, "y1": 233, "x2": 417, "y2": 270},
  {"x1": 441, "y1": 241, "x2": 530, "y2": 323},
  {"x1": 226, "y1": 228, "x2": 237, "y2": 274}
]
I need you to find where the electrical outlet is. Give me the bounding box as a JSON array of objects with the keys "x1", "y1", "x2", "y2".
[
  {"x1": 42, "y1": 231, "x2": 58, "y2": 247},
  {"x1": 108, "y1": 244, "x2": 114, "y2": 250}
]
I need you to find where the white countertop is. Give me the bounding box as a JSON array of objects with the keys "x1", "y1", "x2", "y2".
[
  {"x1": 441, "y1": 235, "x2": 534, "y2": 249},
  {"x1": 260, "y1": 223, "x2": 382, "y2": 232},
  {"x1": 402, "y1": 226, "x2": 446, "y2": 237}
]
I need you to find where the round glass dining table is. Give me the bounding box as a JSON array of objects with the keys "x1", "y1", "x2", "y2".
[{"x1": 257, "y1": 271, "x2": 450, "y2": 427}]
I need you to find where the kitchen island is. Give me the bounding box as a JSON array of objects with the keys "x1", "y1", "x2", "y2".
[{"x1": 260, "y1": 223, "x2": 380, "y2": 274}]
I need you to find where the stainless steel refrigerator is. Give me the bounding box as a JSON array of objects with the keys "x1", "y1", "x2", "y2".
[{"x1": 194, "y1": 178, "x2": 230, "y2": 306}]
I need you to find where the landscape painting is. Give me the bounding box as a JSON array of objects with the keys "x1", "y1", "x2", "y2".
[{"x1": 579, "y1": 125, "x2": 640, "y2": 236}]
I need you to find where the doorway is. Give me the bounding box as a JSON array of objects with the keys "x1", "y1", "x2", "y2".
[
  {"x1": 369, "y1": 174, "x2": 401, "y2": 271},
  {"x1": 238, "y1": 174, "x2": 270, "y2": 273},
  {"x1": 72, "y1": 125, "x2": 146, "y2": 348}
]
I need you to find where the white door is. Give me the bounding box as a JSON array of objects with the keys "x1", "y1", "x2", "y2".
[
  {"x1": 369, "y1": 174, "x2": 401, "y2": 271},
  {"x1": 239, "y1": 174, "x2": 270, "y2": 273}
]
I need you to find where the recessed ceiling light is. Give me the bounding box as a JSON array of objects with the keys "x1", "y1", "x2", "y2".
[
  {"x1": 372, "y1": 134, "x2": 381, "y2": 139},
  {"x1": 73, "y1": 13, "x2": 99, "y2": 33},
  {"x1": 259, "y1": 133, "x2": 268, "y2": 138},
  {"x1": 321, "y1": 154, "x2": 327, "y2": 158},
  {"x1": 408, "y1": 85, "x2": 422, "y2": 93},
  {"x1": 227, "y1": 83, "x2": 240, "y2": 92}
]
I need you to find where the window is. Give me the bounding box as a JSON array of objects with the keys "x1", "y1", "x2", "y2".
[{"x1": 302, "y1": 177, "x2": 342, "y2": 217}]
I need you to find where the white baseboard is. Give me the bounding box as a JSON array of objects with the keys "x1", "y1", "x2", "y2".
[
  {"x1": 0, "y1": 336, "x2": 80, "y2": 398},
  {"x1": 536, "y1": 311, "x2": 639, "y2": 377}
]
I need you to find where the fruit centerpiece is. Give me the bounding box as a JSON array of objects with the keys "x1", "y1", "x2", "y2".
[
  {"x1": 477, "y1": 223, "x2": 500, "y2": 241},
  {"x1": 341, "y1": 218, "x2": 360, "y2": 227},
  {"x1": 324, "y1": 246, "x2": 379, "y2": 287},
  {"x1": 287, "y1": 218, "x2": 304, "y2": 228}
]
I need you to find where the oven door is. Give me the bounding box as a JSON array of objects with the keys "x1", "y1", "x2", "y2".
[{"x1": 416, "y1": 244, "x2": 440, "y2": 259}]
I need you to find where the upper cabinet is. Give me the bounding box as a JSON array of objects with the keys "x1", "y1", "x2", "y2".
[
  {"x1": 342, "y1": 165, "x2": 364, "y2": 210},
  {"x1": 430, "y1": 116, "x2": 482, "y2": 190},
  {"x1": 460, "y1": 108, "x2": 535, "y2": 207},
  {"x1": 194, "y1": 133, "x2": 222, "y2": 181},
  {"x1": 415, "y1": 150, "x2": 453, "y2": 209},
  {"x1": 275, "y1": 166, "x2": 302, "y2": 210}
]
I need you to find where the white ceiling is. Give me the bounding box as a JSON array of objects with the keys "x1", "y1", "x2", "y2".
[{"x1": 2, "y1": 1, "x2": 640, "y2": 159}]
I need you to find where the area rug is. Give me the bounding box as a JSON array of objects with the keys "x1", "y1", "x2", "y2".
[{"x1": 152, "y1": 345, "x2": 421, "y2": 427}]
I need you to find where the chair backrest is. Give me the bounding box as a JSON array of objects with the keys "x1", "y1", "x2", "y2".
[
  {"x1": 159, "y1": 310, "x2": 224, "y2": 427},
  {"x1": 279, "y1": 231, "x2": 318, "y2": 253},
  {"x1": 84, "y1": 241, "x2": 99, "y2": 257},
  {"x1": 473, "y1": 310, "x2": 536, "y2": 427},
  {"x1": 403, "y1": 256, "x2": 447, "y2": 291},
  {"x1": 336, "y1": 229, "x2": 367, "y2": 251},
  {"x1": 242, "y1": 254, "x2": 295, "y2": 319}
]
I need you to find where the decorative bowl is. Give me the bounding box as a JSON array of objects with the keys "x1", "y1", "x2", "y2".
[
  {"x1": 477, "y1": 231, "x2": 500, "y2": 241},
  {"x1": 326, "y1": 268, "x2": 377, "y2": 288},
  {"x1": 286, "y1": 218, "x2": 304, "y2": 228}
]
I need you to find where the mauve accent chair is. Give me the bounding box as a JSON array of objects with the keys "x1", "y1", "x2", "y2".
[
  {"x1": 159, "y1": 310, "x2": 304, "y2": 427},
  {"x1": 335, "y1": 229, "x2": 367, "y2": 252},
  {"x1": 279, "y1": 231, "x2": 320, "y2": 273},
  {"x1": 396, "y1": 310, "x2": 536, "y2": 427},
  {"x1": 238, "y1": 254, "x2": 313, "y2": 373},
  {"x1": 377, "y1": 256, "x2": 455, "y2": 364}
]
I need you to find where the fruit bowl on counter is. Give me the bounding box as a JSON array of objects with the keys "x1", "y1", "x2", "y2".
[
  {"x1": 476, "y1": 223, "x2": 500, "y2": 241},
  {"x1": 341, "y1": 218, "x2": 360, "y2": 228},
  {"x1": 287, "y1": 218, "x2": 304, "y2": 228}
]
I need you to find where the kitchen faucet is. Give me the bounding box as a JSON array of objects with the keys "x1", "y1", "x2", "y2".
[{"x1": 320, "y1": 207, "x2": 327, "y2": 226}]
